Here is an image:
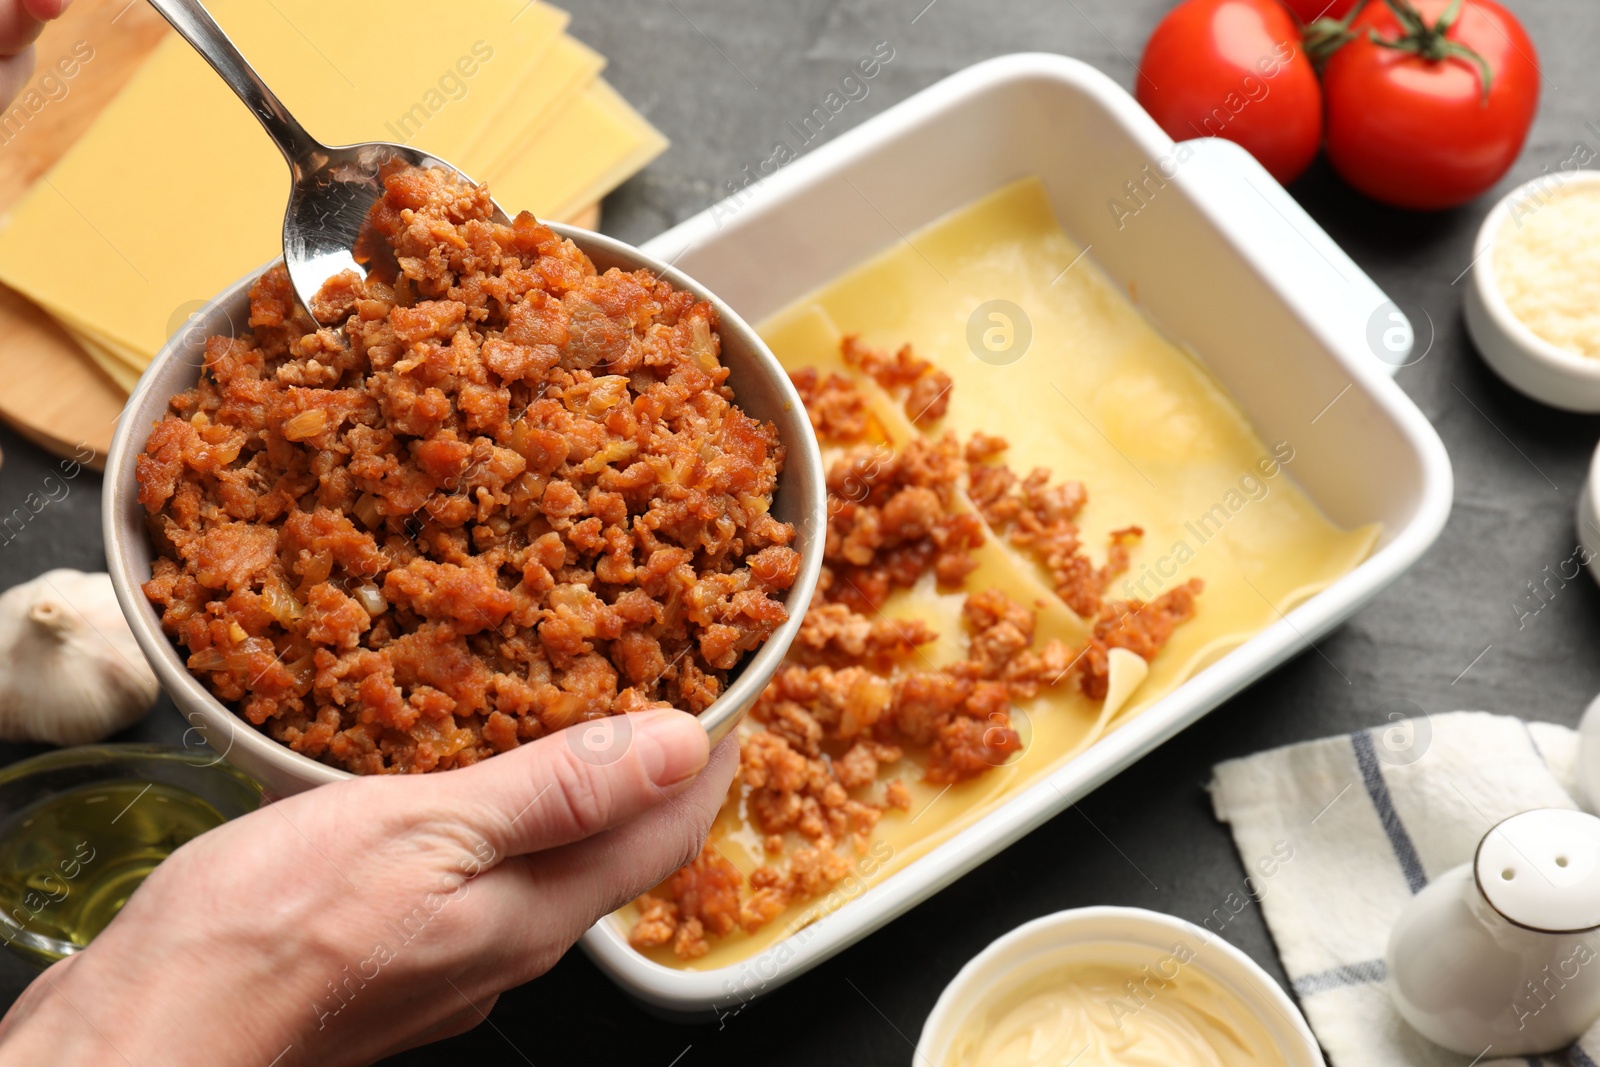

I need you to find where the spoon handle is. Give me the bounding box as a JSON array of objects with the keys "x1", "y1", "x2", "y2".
[{"x1": 143, "y1": 0, "x2": 324, "y2": 175}]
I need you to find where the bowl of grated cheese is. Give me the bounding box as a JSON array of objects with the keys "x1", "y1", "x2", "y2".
[{"x1": 1466, "y1": 169, "x2": 1600, "y2": 412}]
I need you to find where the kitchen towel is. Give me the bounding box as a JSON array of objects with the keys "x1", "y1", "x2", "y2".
[{"x1": 1210, "y1": 711, "x2": 1596, "y2": 1067}]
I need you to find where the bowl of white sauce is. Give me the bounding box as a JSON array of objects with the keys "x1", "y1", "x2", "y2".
[{"x1": 915, "y1": 906, "x2": 1321, "y2": 1067}]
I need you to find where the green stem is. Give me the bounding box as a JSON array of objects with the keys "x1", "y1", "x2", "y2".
[
  {"x1": 1303, "y1": 0, "x2": 1371, "y2": 68},
  {"x1": 1375, "y1": 0, "x2": 1494, "y2": 102}
]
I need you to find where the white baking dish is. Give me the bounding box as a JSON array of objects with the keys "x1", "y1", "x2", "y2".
[{"x1": 580, "y1": 52, "x2": 1453, "y2": 1016}]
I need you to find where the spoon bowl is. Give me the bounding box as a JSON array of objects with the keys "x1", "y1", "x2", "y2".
[{"x1": 281, "y1": 143, "x2": 511, "y2": 319}]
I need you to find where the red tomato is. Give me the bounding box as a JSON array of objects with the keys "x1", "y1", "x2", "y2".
[
  {"x1": 1322, "y1": 0, "x2": 1540, "y2": 210},
  {"x1": 1278, "y1": 0, "x2": 1361, "y2": 21},
  {"x1": 1137, "y1": 0, "x2": 1324, "y2": 184}
]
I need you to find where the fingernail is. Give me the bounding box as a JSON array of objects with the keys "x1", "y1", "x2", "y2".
[{"x1": 633, "y1": 710, "x2": 709, "y2": 788}]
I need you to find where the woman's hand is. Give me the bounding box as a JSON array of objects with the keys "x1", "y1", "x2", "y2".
[
  {"x1": 0, "y1": 709, "x2": 735, "y2": 1066},
  {"x1": 1, "y1": 0, "x2": 70, "y2": 109}
]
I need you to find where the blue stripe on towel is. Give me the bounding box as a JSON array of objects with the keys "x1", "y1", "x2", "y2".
[
  {"x1": 1569, "y1": 1045, "x2": 1600, "y2": 1067},
  {"x1": 1291, "y1": 959, "x2": 1387, "y2": 998},
  {"x1": 1350, "y1": 731, "x2": 1429, "y2": 894}
]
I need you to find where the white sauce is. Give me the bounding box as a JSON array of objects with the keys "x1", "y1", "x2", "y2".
[{"x1": 947, "y1": 953, "x2": 1284, "y2": 1067}]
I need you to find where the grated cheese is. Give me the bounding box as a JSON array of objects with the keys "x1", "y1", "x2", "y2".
[{"x1": 1495, "y1": 179, "x2": 1600, "y2": 358}]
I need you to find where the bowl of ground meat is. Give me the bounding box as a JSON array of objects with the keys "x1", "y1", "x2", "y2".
[{"x1": 101, "y1": 165, "x2": 826, "y2": 799}]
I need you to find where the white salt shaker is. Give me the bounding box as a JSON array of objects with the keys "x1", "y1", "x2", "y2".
[
  {"x1": 1576, "y1": 691, "x2": 1600, "y2": 813},
  {"x1": 1387, "y1": 808, "x2": 1600, "y2": 1056}
]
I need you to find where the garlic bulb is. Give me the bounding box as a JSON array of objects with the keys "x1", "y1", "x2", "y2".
[{"x1": 0, "y1": 570, "x2": 158, "y2": 745}]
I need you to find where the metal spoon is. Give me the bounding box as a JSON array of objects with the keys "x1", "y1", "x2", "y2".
[{"x1": 145, "y1": 0, "x2": 509, "y2": 326}]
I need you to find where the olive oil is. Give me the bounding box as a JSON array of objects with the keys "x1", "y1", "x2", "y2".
[{"x1": 0, "y1": 781, "x2": 226, "y2": 954}]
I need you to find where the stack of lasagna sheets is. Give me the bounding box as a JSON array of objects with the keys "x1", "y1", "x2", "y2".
[{"x1": 0, "y1": 0, "x2": 666, "y2": 389}]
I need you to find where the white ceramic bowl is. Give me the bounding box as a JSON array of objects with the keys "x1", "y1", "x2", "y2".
[
  {"x1": 915, "y1": 907, "x2": 1323, "y2": 1066},
  {"x1": 582, "y1": 52, "x2": 1452, "y2": 1015},
  {"x1": 102, "y1": 226, "x2": 826, "y2": 800},
  {"x1": 1464, "y1": 169, "x2": 1600, "y2": 412}
]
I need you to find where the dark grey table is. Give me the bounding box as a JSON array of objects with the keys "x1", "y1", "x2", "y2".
[{"x1": 2, "y1": 0, "x2": 1598, "y2": 1062}]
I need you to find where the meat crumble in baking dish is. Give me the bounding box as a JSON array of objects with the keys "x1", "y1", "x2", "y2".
[
  {"x1": 628, "y1": 350, "x2": 1200, "y2": 960},
  {"x1": 136, "y1": 165, "x2": 798, "y2": 774}
]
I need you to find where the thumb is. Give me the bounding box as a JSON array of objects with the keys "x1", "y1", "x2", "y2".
[
  {"x1": 22, "y1": 0, "x2": 73, "y2": 21},
  {"x1": 439, "y1": 708, "x2": 710, "y2": 861},
  {"x1": 0, "y1": 7, "x2": 42, "y2": 58},
  {"x1": 0, "y1": 48, "x2": 35, "y2": 111}
]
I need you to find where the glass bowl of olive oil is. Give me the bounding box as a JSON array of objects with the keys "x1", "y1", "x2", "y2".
[{"x1": 0, "y1": 744, "x2": 262, "y2": 966}]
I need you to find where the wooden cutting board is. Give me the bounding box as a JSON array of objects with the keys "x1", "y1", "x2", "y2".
[
  {"x1": 0, "y1": 1, "x2": 599, "y2": 470},
  {"x1": 0, "y1": 0, "x2": 168, "y2": 469}
]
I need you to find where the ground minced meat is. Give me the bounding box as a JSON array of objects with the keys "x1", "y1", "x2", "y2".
[
  {"x1": 630, "y1": 349, "x2": 1201, "y2": 958},
  {"x1": 137, "y1": 164, "x2": 798, "y2": 774}
]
